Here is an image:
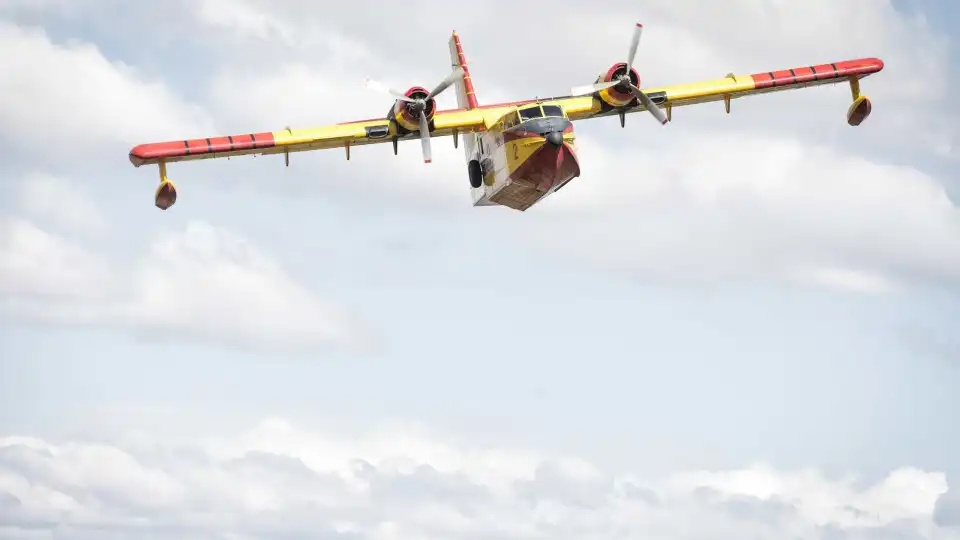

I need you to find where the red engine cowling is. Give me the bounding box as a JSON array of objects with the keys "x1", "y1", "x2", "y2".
[
  {"x1": 393, "y1": 86, "x2": 437, "y2": 132},
  {"x1": 597, "y1": 63, "x2": 640, "y2": 108}
]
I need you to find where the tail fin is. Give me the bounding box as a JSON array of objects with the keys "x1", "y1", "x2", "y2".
[{"x1": 448, "y1": 31, "x2": 479, "y2": 110}]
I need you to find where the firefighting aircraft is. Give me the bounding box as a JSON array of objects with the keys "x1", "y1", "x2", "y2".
[{"x1": 129, "y1": 24, "x2": 883, "y2": 212}]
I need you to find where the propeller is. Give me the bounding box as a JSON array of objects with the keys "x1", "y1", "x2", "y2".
[
  {"x1": 570, "y1": 23, "x2": 668, "y2": 125},
  {"x1": 364, "y1": 67, "x2": 465, "y2": 163}
]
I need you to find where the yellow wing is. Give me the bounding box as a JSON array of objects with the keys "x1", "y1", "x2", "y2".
[
  {"x1": 128, "y1": 108, "x2": 487, "y2": 167},
  {"x1": 557, "y1": 57, "x2": 884, "y2": 125}
]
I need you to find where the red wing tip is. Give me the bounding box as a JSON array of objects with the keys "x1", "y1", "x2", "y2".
[
  {"x1": 636, "y1": 23, "x2": 643, "y2": 28},
  {"x1": 424, "y1": 159, "x2": 432, "y2": 163},
  {"x1": 661, "y1": 118, "x2": 668, "y2": 125}
]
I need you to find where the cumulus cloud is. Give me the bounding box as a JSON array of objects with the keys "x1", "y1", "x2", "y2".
[
  {"x1": 0, "y1": 176, "x2": 371, "y2": 353},
  {"x1": 195, "y1": 0, "x2": 298, "y2": 45},
  {"x1": 530, "y1": 132, "x2": 960, "y2": 293},
  {"x1": 0, "y1": 215, "x2": 112, "y2": 301},
  {"x1": 0, "y1": 419, "x2": 955, "y2": 539},
  {"x1": 17, "y1": 173, "x2": 108, "y2": 237},
  {"x1": 1, "y1": 218, "x2": 369, "y2": 352},
  {"x1": 126, "y1": 220, "x2": 370, "y2": 352},
  {"x1": 0, "y1": 20, "x2": 214, "y2": 165}
]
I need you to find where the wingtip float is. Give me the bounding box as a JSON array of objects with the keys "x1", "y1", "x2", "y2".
[{"x1": 128, "y1": 24, "x2": 884, "y2": 212}]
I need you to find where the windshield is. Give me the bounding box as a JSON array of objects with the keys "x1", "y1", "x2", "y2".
[
  {"x1": 519, "y1": 106, "x2": 543, "y2": 120},
  {"x1": 502, "y1": 111, "x2": 521, "y2": 129},
  {"x1": 541, "y1": 105, "x2": 564, "y2": 117}
]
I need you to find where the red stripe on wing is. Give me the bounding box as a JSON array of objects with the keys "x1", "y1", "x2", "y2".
[
  {"x1": 129, "y1": 131, "x2": 276, "y2": 165},
  {"x1": 186, "y1": 139, "x2": 208, "y2": 154},
  {"x1": 750, "y1": 57, "x2": 884, "y2": 90},
  {"x1": 792, "y1": 66, "x2": 816, "y2": 83}
]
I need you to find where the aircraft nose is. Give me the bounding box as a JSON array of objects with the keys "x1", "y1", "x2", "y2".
[{"x1": 545, "y1": 131, "x2": 563, "y2": 147}]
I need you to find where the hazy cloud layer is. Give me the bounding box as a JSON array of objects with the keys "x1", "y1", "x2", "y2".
[{"x1": 0, "y1": 419, "x2": 957, "y2": 540}]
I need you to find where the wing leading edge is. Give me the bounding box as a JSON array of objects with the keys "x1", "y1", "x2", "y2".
[{"x1": 130, "y1": 58, "x2": 883, "y2": 167}]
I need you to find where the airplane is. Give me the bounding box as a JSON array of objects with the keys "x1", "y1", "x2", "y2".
[{"x1": 128, "y1": 23, "x2": 883, "y2": 212}]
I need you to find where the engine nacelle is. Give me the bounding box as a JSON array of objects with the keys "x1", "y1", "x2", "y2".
[
  {"x1": 596, "y1": 63, "x2": 641, "y2": 108},
  {"x1": 392, "y1": 86, "x2": 437, "y2": 132}
]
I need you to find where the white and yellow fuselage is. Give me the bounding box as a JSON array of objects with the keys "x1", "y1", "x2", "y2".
[{"x1": 462, "y1": 102, "x2": 581, "y2": 211}]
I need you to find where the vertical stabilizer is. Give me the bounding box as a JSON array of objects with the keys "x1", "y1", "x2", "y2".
[
  {"x1": 448, "y1": 30, "x2": 480, "y2": 165},
  {"x1": 448, "y1": 31, "x2": 479, "y2": 110}
]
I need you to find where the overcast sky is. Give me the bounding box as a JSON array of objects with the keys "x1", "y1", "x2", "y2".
[{"x1": 1, "y1": 0, "x2": 959, "y2": 538}]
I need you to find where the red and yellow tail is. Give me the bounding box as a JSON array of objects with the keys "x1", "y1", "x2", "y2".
[{"x1": 448, "y1": 31, "x2": 478, "y2": 110}]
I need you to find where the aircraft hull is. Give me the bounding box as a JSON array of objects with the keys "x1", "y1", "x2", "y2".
[{"x1": 471, "y1": 126, "x2": 579, "y2": 211}]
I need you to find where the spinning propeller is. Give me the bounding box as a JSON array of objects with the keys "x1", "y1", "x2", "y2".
[
  {"x1": 364, "y1": 67, "x2": 465, "y2": 163},
  {"x1": 570, "y1": 24, "x2": 668, "y2": 125}
]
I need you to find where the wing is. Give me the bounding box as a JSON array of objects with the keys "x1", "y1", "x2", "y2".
[
  {"x1": 128, "y1": 108, "x2": 487, "y2": 167},
  {"x1": 557, "y1": 57, "x2": 884, "y2": 125}
]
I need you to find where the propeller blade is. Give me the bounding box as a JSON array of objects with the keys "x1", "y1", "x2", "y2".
[
  {"x1": 630, "y1": 84, "x2": 668, "y2": 125},
  {"x1": 419, "y1": 109, "x2": 432, "y2": 163},
  {"x1": 364, "y1": 77, "x2": 415, "y2": 102},
  {"x1": 570, "y1": 80, "x2": 619, "y2": 96},
  {"x1": 627, "y1": 23, "x2": 643, "y2": 69},
  {"x1": 425, "y1": 67, "x2": 465, "y2": 101}
]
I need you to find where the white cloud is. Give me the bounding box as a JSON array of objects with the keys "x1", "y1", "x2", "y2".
[
  {"x1": 1, "y1": 175, "x2": 371, "y2": 352},
  {"x1": 799, "y1": 267, "x2": 898, "y2": 295},
  {"x1": 0, "y1": 21, "x2": 214, "y2": 163},
  {"x1": 0, "y1": 215, "x2": 111, "y2": 301},
  {"x1": 126, "y1": 220, "x2": 371, "y2": 353},
  {"x1": 530, "y1": 132, "x2": 960, "y2": 293},
  {"x1": 17, "y1": 173, "x2": 107, "y2": 237},
  {"x1": 0, "y1": 218, "x2": 369, "y2": 352},
  {"x1": 0, "y1": 418, "x2": 956, "y2": 539},
  {"x1": 195, "y1": 0, "x2": 296, "y2": 45},
  {"x1": 667, "y1": 464, "x2": 948, "y2": 528},
  {"x1": 205, "y1": 62, "x2": 384, "y2": 132}
]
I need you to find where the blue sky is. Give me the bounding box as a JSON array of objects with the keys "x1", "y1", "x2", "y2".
[{"x1": 1, "y1": 1, "x2": 959, "y2": 538}]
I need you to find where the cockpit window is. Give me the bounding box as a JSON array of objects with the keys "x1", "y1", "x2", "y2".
[
  {"x1": 502, "y1": 111, "x2": 520, "y2": 129},
  {"x1": 519, "y1": 106, "x2": 543, "y2": 120},
  {"x1": 541, "y1": 105, "x2": 564, "y2": 117}
]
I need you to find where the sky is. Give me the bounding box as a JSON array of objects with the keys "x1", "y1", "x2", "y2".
[{"x1": 1, "y1": 0, "x2": 959, "y2": 538}]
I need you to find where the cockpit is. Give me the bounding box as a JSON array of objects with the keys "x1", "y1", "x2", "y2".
[
  {"x1": 518, "y1": 104, "x2": 565, "y2": 121},
  {"x1": 502, "y1": 103, "x2": 566, "y2": 130}
]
